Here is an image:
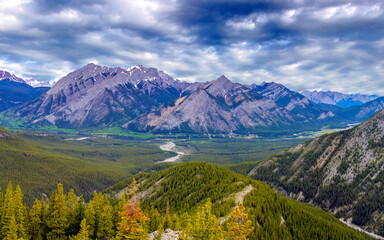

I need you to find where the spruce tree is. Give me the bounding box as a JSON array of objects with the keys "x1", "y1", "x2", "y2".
[
  {"x1": 28, "y1": 199, "x2": 43, "y2": 240},
  {"x1": 97, "y1": 194, "x2": 114, "y2": 239},
  {"x1": 70, "y1": 218, "x2": 89, "y2": 240},
  {"x1": 47, "y1": 183, "x2": 69, "y2": 240},
  {"x1": 14, "y1": 185, "x2": 26, "y2": 239}
]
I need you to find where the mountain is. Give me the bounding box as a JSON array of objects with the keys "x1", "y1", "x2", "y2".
[
  {"x1": 245, "y1": 108, "x2": 384, "y2": 236},
  {"x1": 252, "y1": 82, "x2": 336, "y2": 120},
  {"x1": 7, "y1": 63, "x2": 195, "y2": 128},
  {"x1": 0, "y1": 70, "x2": 27, "y2": 84},
  {"x1": 301, "y1": 90, "x2": 380, "y2": 108},
  {"x1": 25, "y1": 77, "x2": 56, "y2": 87},
  {"x1": 105, "y1": 162, "x2": 370, "y2": 239},
  {"x1": 126, "y1": 77, "x2": 338, "y2": 135},
  {"x1": 0, "y1": 79, "x2": 49, "y2": 111}
]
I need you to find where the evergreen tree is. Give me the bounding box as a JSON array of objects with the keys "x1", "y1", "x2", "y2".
[
  {"x1": 28, "y1": 199, "x2": 44, "y2": 240},
  {"x1": 225, "y1": 203, "x2": 254, "y2": 240},
  {"x1": 47, "y1": 183, "x2": 69, "y2": 240},
  {"x1": 67, "y1": 190, "x2": 85, "y2": 236},
  {"x1": 14, "y1": 185, "x2": 26, "y2": 239},
  {"x1": 149, "y1": 206, "x2": 161, "y2": 232},
  {"x1": 97, "y1": 194, "x2": 114, "y2": 239},
  {"x1": 1, "y1": 182, "x2": 14, "y2": 239},
  {"x1": 190, "y1": 200, "x2": 223, "y2": 240},
  {"x1": 84, "y1": 200, "x2": 97, "y2": 239},
  {"x1": 70, "y1": 218, "x2": 89, "y2": 240}
]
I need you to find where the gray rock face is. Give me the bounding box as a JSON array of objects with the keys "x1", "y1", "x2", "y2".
[
  {"x1": 148, "y1": 229, "x2": 182, "y2": 240},
  {"x1": 252, "y1": 82, "x2": 333, "y2": 121},
  {"x1": 126, "y1": 77, "x2": 329, "y2": 134}
]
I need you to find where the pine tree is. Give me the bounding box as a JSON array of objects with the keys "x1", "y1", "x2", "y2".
[
  {"x1": 14, "y1": 185, "x2": 26, "y2": 239},
  {"x1": 1, "y1": 182, "x2": 14, "y2": 239},
  {"x1": 149, "y1": 207, "x2": 161, "y2": 232},
  {"x1": 28, "y1": 199, "x2": 44, "y2": 240},
  {"x1": 70, "y1": 218, "x2": 90, "y2": 240},
  {"x1": 190, "y1": 200, "x2": 223, "y2": 240},
  {"x1": 67, "y1": 189, "x2": 83, "y2": 236},
  {"x1": 97, "y1": 194, "x2": 114, "y2": 239},
  {"x1": 84, "y1": 200, "x2": 97, "y2": 238},
  {"x1": 47, "y1": 183, "x2": 69, "y2": 240},
  {"x1": 225, "y1": 203, "x2": 254, "y2": 240}
]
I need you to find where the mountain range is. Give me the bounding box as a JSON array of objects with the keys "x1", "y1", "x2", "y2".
[
  {"x1": 301, "y1": 90, "x2": 380, "y2": 108},
  {"x1": 0, "y1": 70, "x2": 55, "y2": 87},
  {"x1": 2, "y1": 64, "x2": 384, "y2": 135}
]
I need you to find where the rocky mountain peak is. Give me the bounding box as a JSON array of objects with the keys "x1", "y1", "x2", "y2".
[
  {"x1": 0, "y1": 70, "x2": 27, "y2": 84},
  {"x1": 203, "y1": 75, "x2": 235, "y2": 97}
]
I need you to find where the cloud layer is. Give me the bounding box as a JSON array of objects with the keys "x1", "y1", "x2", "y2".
[{"x1": 1, "y1": 0, "x2": 384, "y2": 94}]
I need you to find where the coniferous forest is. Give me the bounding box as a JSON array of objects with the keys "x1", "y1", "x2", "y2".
[{"x1": 0, "y1": 162, "x2": 372, "y2": 240}]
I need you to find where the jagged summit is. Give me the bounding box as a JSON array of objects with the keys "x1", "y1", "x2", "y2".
[{"x1": 0, "y1": 70, "x2": 27, "y2": 84}]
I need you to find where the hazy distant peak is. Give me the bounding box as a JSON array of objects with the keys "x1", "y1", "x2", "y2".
[
  {"x1": 301, "y1": 89, "x2": 380, "y2": 107},
  {"x1": 0, "y1": 70, "x2": 27, "y2": 84}
]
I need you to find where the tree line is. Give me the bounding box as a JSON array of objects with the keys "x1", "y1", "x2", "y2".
[{"x1": 0, "y1": 180, "x2": 253, "y2": 240}]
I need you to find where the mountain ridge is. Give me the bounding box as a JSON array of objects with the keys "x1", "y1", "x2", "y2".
[
  {"x1": 301, "y1": 90, "x2": 380, "y2": 108},
  {"x1": 3, "y1": 63, "x2": 384, "y2": 135},
  {"x1": 245, "y1": 108, "x2": 384, "y2": 236}
]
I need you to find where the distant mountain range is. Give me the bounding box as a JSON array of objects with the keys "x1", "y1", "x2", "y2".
[
  {"x1": 301, "y1": 90, "x2": 380, "y2": 108},
  {"x1": 2, "y1": 64, "x2": 384, "y2": 135},
  {"x1": 0, "y1": 70, "x2": 55, "y2": 87}
]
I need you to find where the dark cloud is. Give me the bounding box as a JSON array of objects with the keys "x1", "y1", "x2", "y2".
[{"x1": 0, "y1": 0, "x2": 384, "y2": 94}]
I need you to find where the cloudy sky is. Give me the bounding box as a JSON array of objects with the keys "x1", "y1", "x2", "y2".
[{"x1": 1, "y1": 0, "x2": 384, "y2": 94}]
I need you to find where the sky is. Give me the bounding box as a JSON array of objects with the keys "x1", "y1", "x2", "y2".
[{"x1": 1, "y1": 0, "x2": 384, "y2": 94}]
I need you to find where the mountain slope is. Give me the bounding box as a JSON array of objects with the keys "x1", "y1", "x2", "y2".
[
  {"x1": 127, "y1": 76, "x2": 334, "y2": 135},
  {"x1": 7, "y1": 64, "x2": 192, "y2": 128},
  {"x1": 0, "y1": 79, "x2": 49, "y2": 111},
  {"x1": 253, "y1": 82, "x2": 336, "y2": 120},
  {"x1": 301, "y1": 90, "x2": 380, "y2": 107},
  {"x1": 105, "y1": 162, "x2": 370, "y2": 239},
  {"x1": 246, "y1": 108, "x2": 384, "y2": 236}
]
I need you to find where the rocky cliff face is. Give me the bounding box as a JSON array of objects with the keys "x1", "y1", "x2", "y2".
[
  {"x1": 248, "y1": 108, "x2": 384, "y2": 235},
  {"x1": 126, "y1": 76, "x2": 309, "y2": 134},
  {"x1": 253, "y1": 82, "x2": 334, "y2": 121}
]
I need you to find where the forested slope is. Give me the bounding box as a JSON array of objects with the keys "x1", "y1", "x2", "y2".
[
  {"x1": 106, "y1": 162, "x2": 371, "y2": 239},
  {"x1": 245, "y1": 109, "x2": 384, "y2": 236},
  {"x1": 0, "y1": 126, "x2": 170, "y2": 204}
]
